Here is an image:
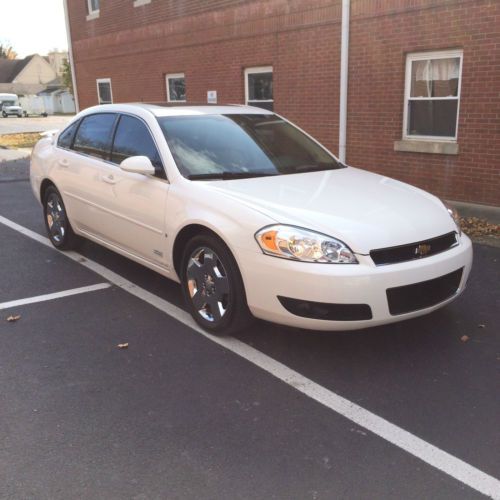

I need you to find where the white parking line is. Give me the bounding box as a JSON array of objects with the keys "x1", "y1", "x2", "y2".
[
  {"x1": 0, "y1": 214, "x2": 499, "y2": 499},
  {"x1": 0, "y1": 283, "x2": 110, "y2": 311}
]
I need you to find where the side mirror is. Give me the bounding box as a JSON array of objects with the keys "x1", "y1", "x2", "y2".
[{"x1": 120, "y1": 155, "x2": 155, "y2": 176}]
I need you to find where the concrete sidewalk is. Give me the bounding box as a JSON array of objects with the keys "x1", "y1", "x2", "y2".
[
  {"x1": 0, "y1": 147, "x2": 31, "y2": 163},
  {"x1": 0, "y1": 115, "x2": 72, "y2": 135}
]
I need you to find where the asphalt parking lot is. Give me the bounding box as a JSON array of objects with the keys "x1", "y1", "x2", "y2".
[{"x1": 0, "y1": 160, "x2": 499, "y2": 499}]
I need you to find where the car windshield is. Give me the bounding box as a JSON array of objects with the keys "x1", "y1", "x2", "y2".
[{"x1": 157, "y1": 114, "x2": 343, "y2": 179}]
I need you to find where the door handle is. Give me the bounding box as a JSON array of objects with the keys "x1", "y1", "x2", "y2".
[
  {"x1": 58, "y1": 158, "x2": 69, "y2": 168},
  {"x1": 101, "y1": 174, "x2": 117, "y2": 185}
]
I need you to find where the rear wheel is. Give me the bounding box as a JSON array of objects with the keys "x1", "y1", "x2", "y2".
[
  {"x1": 181, "y1": 234, "x2": 252, "y2": 335},
  {"x1": 43, "y1": 186, "x2": 80, "y2": 250}
]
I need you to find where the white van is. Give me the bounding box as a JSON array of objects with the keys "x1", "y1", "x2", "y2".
[{"x1": 0, "y1": 93, "x2": 24, "y2": 117}]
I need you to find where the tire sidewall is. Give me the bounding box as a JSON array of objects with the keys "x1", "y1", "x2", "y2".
[{"x1": 43, "y1": 186, "x2": 72, "y2": 249}]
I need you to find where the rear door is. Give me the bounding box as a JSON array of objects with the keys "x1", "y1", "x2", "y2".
[{"x1": 56, "y1": 113, "x2": 119, "y2": 238}]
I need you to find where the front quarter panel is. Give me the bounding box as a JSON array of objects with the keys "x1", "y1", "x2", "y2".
[{"x1": 164, "y1": 180, "x2": 275, "y2": 282}]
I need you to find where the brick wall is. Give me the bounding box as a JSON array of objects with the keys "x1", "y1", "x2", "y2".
[
  {"x1": 68, "y1": 0, "x2": 500, "y2": 206},
  {"x1": 347, "y1": 0, "x2": 500, "y2": 206}
]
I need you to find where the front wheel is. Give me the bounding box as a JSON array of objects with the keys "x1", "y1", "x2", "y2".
[
  {"x1": 181, "y1": 234, "x2": 252, "y2": 335},
  {"x1": 43, "y1": 186, "x2": 80, "y2": 250}
]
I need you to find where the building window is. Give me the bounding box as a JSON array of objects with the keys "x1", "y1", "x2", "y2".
[
  {"x1": 403, "y1": 50, "x2": 463, "y2": 141},
  {"x1": 245, "y1": 67, "x2": 273, "y2": 111},
  {"x1": 96, "y1": 78, "x2": 113, "y2": 105},
  {"x1": 86, "y1": 0, "x2": 100, "y2": 20},
  {"x1": 166, "y1": 73, "x2": 186, "y2": 102},
  {"x1": 133, "y1": 0, "x2": 151, "y2": 6},
  {"x1": 87, "y1": 0, "x2": 100, "y2": 13}
]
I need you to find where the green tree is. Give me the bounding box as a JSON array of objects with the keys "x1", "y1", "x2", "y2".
[{"x1": 62, "y1": 58, "x2": 73, "y2": 93}]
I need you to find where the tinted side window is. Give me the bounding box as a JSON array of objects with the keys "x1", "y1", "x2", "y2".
[
  {"x1": 73, "y1": 113, "x2": 117, "y2": 160},
  {"x1": 111, "y1": 115, "x2": 163, "y2": 175},
  {"x1": 57, "y1": 120, "x2": 79, "y2": 149}
]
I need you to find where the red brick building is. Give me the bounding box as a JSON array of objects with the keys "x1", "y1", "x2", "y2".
[{"x1": 65, "y1": 0, "x2": 500, "y2": 206}]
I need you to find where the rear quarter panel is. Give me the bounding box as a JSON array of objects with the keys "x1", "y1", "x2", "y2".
[{"x1": 30, "y1": 137, "x2": 55, "y2": 204}]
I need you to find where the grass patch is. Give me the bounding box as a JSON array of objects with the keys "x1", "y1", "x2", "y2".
[{"x1": 0, "y1": 132, "x2": 42, "y2": 149}]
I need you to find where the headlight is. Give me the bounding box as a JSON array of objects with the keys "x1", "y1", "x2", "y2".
[
  {"x1": 255, "y1": 225, "x2": 358, "y2": 263},
  {"x1": 442, "y1": 200, "x2": 462, "y2": 236}
]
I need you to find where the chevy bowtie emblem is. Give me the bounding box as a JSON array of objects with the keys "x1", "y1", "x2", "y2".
[{"x1": 415, "y1": 243, "x2": 431, "y2": 257}]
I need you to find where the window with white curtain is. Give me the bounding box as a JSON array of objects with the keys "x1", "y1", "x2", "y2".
[{"x1": 403, "y1": 50, "x2": 463, "y2": 140}]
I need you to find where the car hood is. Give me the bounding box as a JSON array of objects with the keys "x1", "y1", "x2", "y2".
[{"x1": 203, "y1": 167, "x2": 456, "y2": 254}]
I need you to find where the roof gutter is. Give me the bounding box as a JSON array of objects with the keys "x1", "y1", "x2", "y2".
[
  {"x1": 63, "y1": 0, "x2": 79, "y2": 112},
  {"x1": 338, "y1": 0, "x2": 350, "y2": 163}
]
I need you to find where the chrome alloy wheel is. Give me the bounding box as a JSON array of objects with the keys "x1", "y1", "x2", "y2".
[
  {"x1": 46, "y1": 193, "x2": 66, "y2": 244},
  {"x1": 186, "y1": 246, "x2": 230, "y2": 323}
]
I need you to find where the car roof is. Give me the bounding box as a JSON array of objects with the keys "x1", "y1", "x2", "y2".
[{"x1": 83, "y1": 102, "x2": 274, "y2": 117}]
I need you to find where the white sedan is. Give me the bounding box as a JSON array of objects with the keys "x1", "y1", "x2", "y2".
[{"x1": 30, "y1": 104, "x2": 473, "y2": 334}]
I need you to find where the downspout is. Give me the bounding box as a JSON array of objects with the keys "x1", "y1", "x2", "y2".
[
  {"x1": 63, "y1": 0, "x2": 80, "y2": 112},
  {"x1": 339, "y1": 0, "x2": 350, "y2": 163}
]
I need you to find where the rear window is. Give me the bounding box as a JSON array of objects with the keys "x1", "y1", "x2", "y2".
[
  {"x1": 57, "y1": 120, "x2": 79, "y2": 149},
  {"x1": 73, "y1": 113, "x2": 117, "y2": 160}
]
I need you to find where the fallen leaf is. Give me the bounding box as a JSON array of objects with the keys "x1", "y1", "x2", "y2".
[
  {"x1": 459, "y1": 217, "x2": 500, "y2": 238},
  {"x1": 117, "y1": 343, "x2": 129, "y2": 349},
  {"x1": 460, "y1": 335, "x2": 469, "y2": 342},
  {"x1": 6, "y1": 314, "x2": 21, "y2": 322}
]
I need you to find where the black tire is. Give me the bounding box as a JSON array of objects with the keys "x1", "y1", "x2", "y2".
[
  {"x1": 43, "y1": 185, "x2": 80, "y2": 250},
  {"x1": 180, "y1": 233, "x2": 253, "y2": 335},
  {"x1": 2, "y1": 112, "x2": 6, "y2": 118}
]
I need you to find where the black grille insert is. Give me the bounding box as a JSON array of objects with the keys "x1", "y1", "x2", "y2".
[
  {"x1": 387, "y1": 268, "x2": 463, "y2": 315},
  {"x1": 371, "y1": 232, "x2": 458, "y2": 265},
  {"x1": 278, "y1": 296, "x2": 372, "y2": 321}
]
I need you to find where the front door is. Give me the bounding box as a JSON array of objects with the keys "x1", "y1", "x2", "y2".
[{"x1": 88, "y1": 114, "x2": 169, "y2": 267}]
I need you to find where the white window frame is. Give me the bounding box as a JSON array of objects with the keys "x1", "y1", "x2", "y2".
[
  {"x1": 166, "y1": 73, "x2": 186, "y2": 103},
  {"x1": 403, "y1": 49, "x2": 463, "y2": 142},
  {"x1": 133, "y1": 0, "x2": 151, "y2": 7},
  {"x1": 244, "y1": 66, "x2": 273, "y2": 107},
  {"x1": 86, "y1": 0, "x2": 100, "y2": 20},
  {"x1": 96, "y1": 78, "x2": 113, "y2": 105}
]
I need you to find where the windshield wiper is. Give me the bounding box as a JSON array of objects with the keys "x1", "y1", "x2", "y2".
[
  {"x1": 289, "y1": 163, "x2": 340, "y2": 174},
  {"x1": 187, "y1": 171, "x2": 278, "y2": 180}
]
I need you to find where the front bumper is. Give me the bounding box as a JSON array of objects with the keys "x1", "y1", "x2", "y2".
[{"x1": 238, "y1": 235, "x2": 473, "y2": 331}]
